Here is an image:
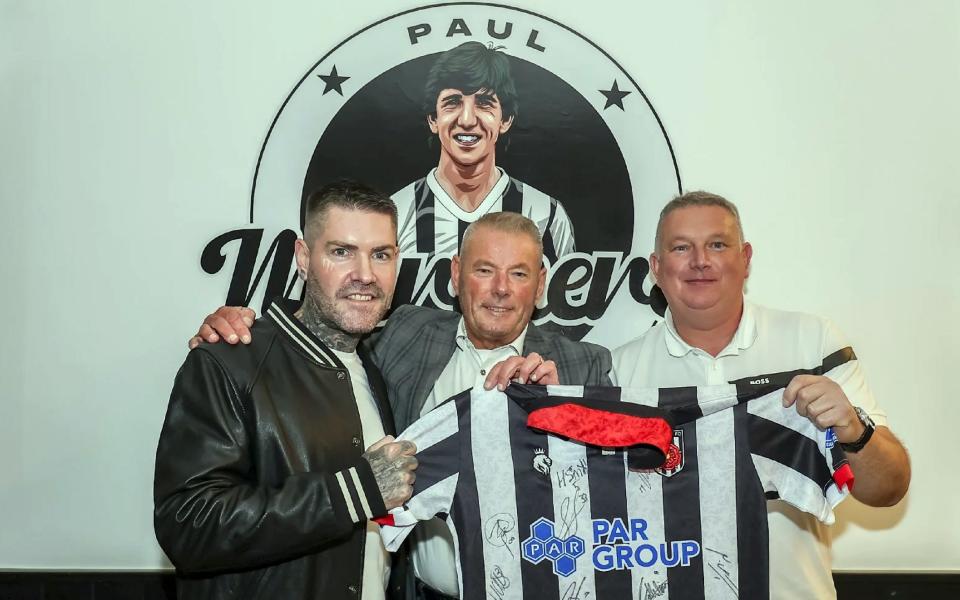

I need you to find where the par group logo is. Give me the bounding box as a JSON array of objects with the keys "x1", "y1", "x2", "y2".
[{"x1": 521, "y1": 517, "x2": 586, "y2": 577}]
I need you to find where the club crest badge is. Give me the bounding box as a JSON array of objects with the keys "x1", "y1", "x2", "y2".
[{"x1": 655, "y1": 429, "x2": 684, "y2": 477}]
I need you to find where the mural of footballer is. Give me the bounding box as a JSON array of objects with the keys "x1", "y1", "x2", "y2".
[{"x1": 393, "y1": 41, "x2": 576, "y2": 264}]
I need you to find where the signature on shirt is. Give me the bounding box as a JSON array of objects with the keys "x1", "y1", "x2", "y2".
[
  {"x1": 558, "y1": 482, "x2": 588, "y2": 539},
  {"x1": 705, "y1": 547, "x2": 738, "y2": 596},
  {"x1": 560, "y1": 576, "x2": 591, "y2": 600},
  {"x1": 489, "y1": 565, "x2": 511, "y2": 600},
  {"x1": 639, "y1": 575, "x2": 668, "y2": 600},
  {"x1": 555, "y1": 458, "x2": 588, "y2": 489},
  {"x1": 484, "y1": 513, "x2": 516, "y2": 557}
]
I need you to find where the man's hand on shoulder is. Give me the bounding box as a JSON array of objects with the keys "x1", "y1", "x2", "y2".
[
  {"x1": 363, "y1": 435, "x2": 418, "y2": 511},
  {"x1": 483, "y1": 352, "x2": 559, "y2": 391},
  {"x1": 187, "y1": 306, "x2": 257, "y2": 350},
  {"x1": 782, "y1": 374, "x2": 864, "y2": 443}
]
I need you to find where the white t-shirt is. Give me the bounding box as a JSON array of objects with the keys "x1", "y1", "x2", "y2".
[
  {"x1": 332, "y1": 348, "x2": 391, "y2": 600},
  {"x1": 610, "y1": 300, "x2": 887, "y2": 600},
  {"x1": 410, "y1": 319, "x2": 527, "y2": 597}
]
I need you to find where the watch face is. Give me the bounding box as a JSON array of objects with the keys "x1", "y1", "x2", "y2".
[{"x1": 855, "y1": 406, "x2": 876, "y2": 428}]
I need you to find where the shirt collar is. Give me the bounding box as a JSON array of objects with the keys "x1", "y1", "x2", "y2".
[
  {"x1": 663, "y1": 299, "x2": 758, "y2": 358},
  {"x1": 455, "y1": 317, "x2": 528, "y2": 355}
]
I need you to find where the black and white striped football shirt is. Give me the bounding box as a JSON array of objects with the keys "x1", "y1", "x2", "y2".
[
  {"x1": 393, "y1": 168, "x2": 575, "y2": 263},
  {"x1": 380, "y1": 353, "x2": 855, "y2": 600}
]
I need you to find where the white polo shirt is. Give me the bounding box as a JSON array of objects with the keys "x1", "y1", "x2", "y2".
[
  {"x1": 610, "y1": 300, "x2": 887, "y2": 600},
  {"x1": 411, "y1": 318, "x2": 528, "y2": 597}
]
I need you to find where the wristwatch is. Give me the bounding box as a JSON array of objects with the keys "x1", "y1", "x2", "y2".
[{"x1": 839, "y1": 406, "x2": 876, "y2": 453}]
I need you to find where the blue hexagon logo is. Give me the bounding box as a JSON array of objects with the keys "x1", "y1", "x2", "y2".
[
  {"x1": 521, "y1": 518, "x2": 586, "y2": 578},
  {"x1": 553, "y1": 555, "x2": 577, "y2": 577},
  {"x1": 544, "y1": 537, "x2": 565, "y2": 560},
  {"x1": 563, "y1": 536, "x2": 585, "y2": 558},
  {"x1": 530, "y1": 517, "x2": 555, "y2": 541},
  {"x1": 522, "y1": 537, "x2": 546, "y2": 564}
]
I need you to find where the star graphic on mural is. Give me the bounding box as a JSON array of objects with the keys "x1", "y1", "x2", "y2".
[
  {"x1": 318, "y1": 65, "x2": 350, "y2": 96},
  {"x1": 599, "y1": 80, "x2": 631, "y2": 110}
]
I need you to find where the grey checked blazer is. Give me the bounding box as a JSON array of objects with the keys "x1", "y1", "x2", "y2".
[{"x1": 367, "y1": 304, "x2": 612, "y2": 431}]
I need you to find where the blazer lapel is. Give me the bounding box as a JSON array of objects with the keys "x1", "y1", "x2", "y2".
[
  {"x1": 522, "y1": 322, "x2": 549, "y2": 355},
  {"x1": 409, "y1": 318, "x2": 459, "y2": 419},
  {"x1": 358, "y1": 344, "x2": 397, "y2": 436}
]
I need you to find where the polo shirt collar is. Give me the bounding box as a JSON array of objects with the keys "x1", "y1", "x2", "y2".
[{"x1": 663, "y1": 299, "x2": 758, "y2": 358}]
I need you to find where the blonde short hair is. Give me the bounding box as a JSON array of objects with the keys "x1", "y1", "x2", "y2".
[{"x1": 654, "y1": 190, "x2": 744, "y2": 252}]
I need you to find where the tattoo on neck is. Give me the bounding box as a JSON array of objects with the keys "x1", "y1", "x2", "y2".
[{"x1": 296, "y1": 296, "x2": 360, "y2": 353}]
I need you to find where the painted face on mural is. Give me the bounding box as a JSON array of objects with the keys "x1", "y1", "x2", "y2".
[
  {"x1": 428, "y1": 88, "x2": 514, "y2": 168},
  {"x1": 650, "y1": 205, "x2": 752, "y2": 323},
  {"x1": 451, "y1": 225, "x2": 545, "y2": 350},
  {"x1": 295, "y1": 206, "x2": 398, "y2": 335},
  {"x1": 245, "y1": 11, "x2": 682, "y2": 346}
]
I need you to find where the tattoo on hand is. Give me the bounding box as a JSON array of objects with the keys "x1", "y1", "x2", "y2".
[{"x1": 363, "y1": 441, "x2": 417, "y2": 509}]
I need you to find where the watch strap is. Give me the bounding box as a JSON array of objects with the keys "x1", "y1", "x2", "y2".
[{"x1": 839, "y1": 408, "x2": 875, "y2": 453}]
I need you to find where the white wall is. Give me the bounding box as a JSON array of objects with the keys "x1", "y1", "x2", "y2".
[{"x1": 1, "y1": 0, "x2": 957, "y2": 571}]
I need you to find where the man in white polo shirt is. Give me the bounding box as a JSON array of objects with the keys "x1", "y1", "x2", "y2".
[{"x1": 611, "y1": 191, "x2": 911, "y2": 599}]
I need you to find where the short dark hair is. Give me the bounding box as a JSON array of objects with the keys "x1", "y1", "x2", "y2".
[
  {"x1": 654, "y1": 190, "x2": 745, "y2": 252},
  {"x1": 302, "y1": 179, "x2": 397, "y2": 245},
  {"x1": 423, "y1": 42, "x2": 518, "y2": 122}
]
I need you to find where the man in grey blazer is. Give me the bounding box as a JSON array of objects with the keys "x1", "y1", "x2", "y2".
[
  {"x1": 369, "y1": 212, "x2": 611, "y2": 600},
  {"x1": 371, "y1": 299, "x2": 610, "y2": 431},
  {"x1": 369, "y1": 210, "x2": 609, "y2": 432}
]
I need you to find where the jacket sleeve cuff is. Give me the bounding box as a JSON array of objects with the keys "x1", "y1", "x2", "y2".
[{"x1": 331, "y1": 460, "x2": 388, "y2": 524}]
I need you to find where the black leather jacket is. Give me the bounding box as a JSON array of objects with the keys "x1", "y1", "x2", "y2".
[{"x1": 154, "y1": 300, "x2": 396, "y2": 599}]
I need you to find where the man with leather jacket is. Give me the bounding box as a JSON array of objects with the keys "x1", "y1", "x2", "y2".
[{"x1": 154, "y1": 180, "x2": 418, "y2": 600}]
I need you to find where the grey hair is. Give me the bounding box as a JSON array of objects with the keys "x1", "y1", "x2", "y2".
[
  {"x1": 460, "y1": 211, "x2": 543, "y2": 261},
  {"x1": 654, "y1": 190, "x2": 745, "y2": 253}
]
